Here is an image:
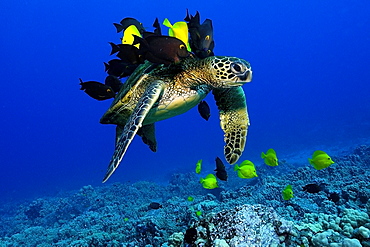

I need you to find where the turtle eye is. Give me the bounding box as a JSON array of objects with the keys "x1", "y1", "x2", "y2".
[
  {"x1": 179, "y1": 44, "x2": 185, "y2": 49},
  {"x1": 205, "y1": 35, "x2": 210, "y2": 41},
  {"x1": 231, "y1": 62, "x2": 243, "y2": 73}
]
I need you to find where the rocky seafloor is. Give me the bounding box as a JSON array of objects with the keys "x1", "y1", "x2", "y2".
[{"x1": 1, "y1": 145, "x2": 370, "y2": 247}]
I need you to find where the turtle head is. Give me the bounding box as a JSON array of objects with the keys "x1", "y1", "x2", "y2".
[{"x1": 209, "y1": 56, "x2": 252, "y2": 88}]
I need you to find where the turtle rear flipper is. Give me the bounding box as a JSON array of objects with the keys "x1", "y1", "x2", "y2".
[
  {"x1": 212, "y1": 87, "x2": 249, "y2": 164},
  {"x1": 116, "y1": 124, "x2": 157, "y2": 152},
  {"x1": 103, "y1": 80, "x2": 165, "y2": 182},
  {"x1": 137, "y1": 123, "x2": 157, "y2": 152}
]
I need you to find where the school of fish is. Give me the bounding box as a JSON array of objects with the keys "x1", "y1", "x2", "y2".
[{"x1": 196, "y1": 149, "x2": 335, "y2": 202}]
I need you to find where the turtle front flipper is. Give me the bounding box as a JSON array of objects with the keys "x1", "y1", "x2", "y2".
[
  {"x1": 115, "y1": 125, "x2": 124, "y2": 146},
  {"x1": 212, "y1": 87, "x2": 249, "y2": 164},
  {"x1": 103, "y1": 80, "x2": 165, "y2": 182}
]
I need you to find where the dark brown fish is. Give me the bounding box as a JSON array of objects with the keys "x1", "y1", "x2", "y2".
[
  {"x1": 134, "y1": 35, "x2": 190, "y2": 65},
  {"x1": 104, "y1": 75, "x2": 123, "y2": 93},
  {"x1": 148, "y1": 202, "x2": 162, "y2": 210},
  {"x1": 113, "y1": 17, "x2": 145, "y2": 34},
  {"x1": 185, "y1": 11, "x2": 215, "y2": 58},
  {"x1": 79, "y1": 78, "x2": 115, "y2": 101},
  {"x1": 198, "y1": 100, "x2": 211, "y2": 121},
  {"x1": 104, "y1": 59, "x2": 139, "y2": 78},
  {"x1": 328, "y1": 192, "x2": 340, "y2": 203},
  {"x1": 215, "y1": 157, "x2": 228, "y2": 181},
  {"x1": 193, "y1": 19, "x2": 215, "y2": 58},
  {"x1": 184, "y1": 9, "x2": 199, "y2": 24},
  {"x1": 152, "y1": 17, "x2": 162, "y2": 36},
  {"x1": 302, "y1": 184, "x2": 322, "y2": 193},
  {"x1": 142, "y1": 18, "x2": 162, "y2": 38},
  {"x1": 108, "y1": 42, "x2": 143, "y2": 64}
]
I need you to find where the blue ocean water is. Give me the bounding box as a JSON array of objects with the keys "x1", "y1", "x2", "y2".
[{"x1": 0, "y1": 0, "x2": 369, "y2": 206}]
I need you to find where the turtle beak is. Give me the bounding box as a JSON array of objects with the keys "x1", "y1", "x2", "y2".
[{"x1": 237, "y1": 69, "x2": 252, "y2": 82}]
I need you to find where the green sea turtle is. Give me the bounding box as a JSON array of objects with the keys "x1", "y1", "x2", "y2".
[{"x1": 100, "y1": 55, "x2": 252, "y2": 182}]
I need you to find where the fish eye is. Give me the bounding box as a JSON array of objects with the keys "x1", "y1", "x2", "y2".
[
  {"x1": 179, "y1": 44, "x2": 185, "y2": 49},
  {"x1": 205, "y1": 35, "x2": 210, "y2": 41}
]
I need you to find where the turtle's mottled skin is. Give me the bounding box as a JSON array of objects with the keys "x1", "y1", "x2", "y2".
[{"x1": 100, "y1": 56, "x2": 252, "y2": 182}]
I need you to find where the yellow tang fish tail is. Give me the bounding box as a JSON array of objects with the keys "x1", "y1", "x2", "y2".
[
  {"x1": 234, "y1": 164, "x2": 239, "y2": 171},
  {"x1": 163, "y1": 18, "x2": 175, "y2": 37},
  {"x1": 261, "y1": 152, "x2": 266, "y2": 159},
  {"x1": 163, "y1": 18, "x2": 172, "y2": 28},
  {"x1": 308, "y1": 158, "x2": 313, "y2": 165}
]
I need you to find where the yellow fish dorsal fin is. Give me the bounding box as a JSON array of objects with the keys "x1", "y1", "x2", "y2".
[
  {"x1": 312, "y1": 150, "x2": 327, "y2": 159},
  {"x1": 261, "y1": 152, "x2": 266, "y2": 158},
  {"x1": 285, "y1": 185, "x2": 292, "y2": 191},
  {"x1": 240, "y1": 160, "x2": 254, "y2": 167},
  {"x1": 266, "y1": 148, "x2": 276, "y2": 155},
  {"x1": 121, "y1": 25, "x2": 142, "y2": 45},
  {"x1": 205, "y1": 174, "x2": 215, "y2": 180},
  {"x1": 172, "y1": 21, "x2": 188, "y2": 31}
]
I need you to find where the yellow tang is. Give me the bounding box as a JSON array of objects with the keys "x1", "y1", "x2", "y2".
[
  {"x1": 200, "y1": 174, "x2": 218, "y2": 189},
  {"x1": 308, "y1": 150, "x2": 335, "y2": 170},
  {"x1": 234, "y1": 160, "x2": 258, "y2": 179},
  {"x1": 163, "y1": 18, "x2": 191, "y2": 51},
  {"x1": 121, "y1": 25, "x2": 142, "y2": 48},
  {"x1": 261, "y1": 148, "x2": 278, "y2": 166},
  {"x1": 195, "y1": 159, "x2": 202, "y2": 174},
  {"x1": 282, "y1": 185, "x2": 294, "y2": 200}
]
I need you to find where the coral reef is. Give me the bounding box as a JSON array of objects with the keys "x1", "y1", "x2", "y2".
[
  {"x1": 0, "y1": 145, "x2": 369, "y2": 246},
  {"x1": 190, "y1": 204, "x2": 295, "y2": 246}
]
